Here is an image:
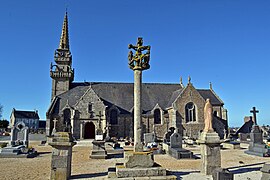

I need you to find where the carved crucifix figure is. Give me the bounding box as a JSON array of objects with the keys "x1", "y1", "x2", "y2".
[
  {"x1": 128, "y1": 37, "x2": 151, "y2": 70},
  {"x1": 250, "y1": 107, "x2": 259, "y2": 125}
]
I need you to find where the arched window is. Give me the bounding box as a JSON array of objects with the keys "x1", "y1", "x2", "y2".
[
  {"x1": 185, "y1": 102, "x2": 196, "y2": 123},
  {"x1": 110, "y1": 109, "x2": 118, "y2": 125},
  {"x1": 63, "y1": 109, "x2": 71, "y2": 125},
  {"x1": 154, "y1": 109, "x2": 161, "y2": 124}
]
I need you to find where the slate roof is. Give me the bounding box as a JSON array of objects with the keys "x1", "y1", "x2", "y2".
[
  {"x1": 13, "y1": 109, "x2": 39, "y2": 119},
  {"x1": 53, "y1": 82, "x2": 224, "y2": 114},
  {"x1": 197, "y1": 89, "x2": 224, "y2": 105}
]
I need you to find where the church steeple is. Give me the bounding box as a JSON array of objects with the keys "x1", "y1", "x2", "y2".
[
  {"x1": 50, "y1": 11, "x2": 74, "y2": 101},
  {"x1": 58, "y1": 11, "x2": 69, "y2": 50}
]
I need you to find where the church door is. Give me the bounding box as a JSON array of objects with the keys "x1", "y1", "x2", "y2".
[{"x1": 84, "y1": 122, "x2": 95, "y2": 139}]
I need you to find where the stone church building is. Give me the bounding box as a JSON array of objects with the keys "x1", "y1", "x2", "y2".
[{"x1": 46, "y1": 13, "x2": 228, "y2": 140}]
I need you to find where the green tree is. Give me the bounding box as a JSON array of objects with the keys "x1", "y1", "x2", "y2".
[{"x1": 0, "y1": 120, "x2": 9, "y2": 129}]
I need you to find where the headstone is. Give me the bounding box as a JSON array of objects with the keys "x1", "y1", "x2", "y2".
[
  {"x1": 245, "y1": 107, "x2": 270, "y2": 157},
  {"x1": 212, "y1": 168, "x2": 234, "y2": 180},
  {"x1": 170, "y1": 131, "x2": 181, "y2": 148},
  {"x1": 261, "y1": 163, "x2": 270, "y2": 180},
  {"x1": 49, "y1": 132, "x2": 76, "y2": 180},
  {"x1": 144, "y1": 132, "x2": 156, "y2": 145},
  {"x1": 163, "y1": 127, "x2": 175, "y2": 143},
  {"x1": 238, "y1": 133, "x2": 248, "y2": 141},
  {"x1": 10, "y1": 122, "x2": 29, "y2": 148},
  {"x1": 168, "y1": 130, "x2": 193, "y2": 159}
]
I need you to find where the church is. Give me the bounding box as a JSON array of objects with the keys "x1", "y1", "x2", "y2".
[{"x1": 46, "y1": 13, "x2": 228, "y2": 140}]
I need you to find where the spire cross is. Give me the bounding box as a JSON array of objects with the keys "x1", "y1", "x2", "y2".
[{"x1": 250, "y1": 107, "x2": 259, "y2": 125}]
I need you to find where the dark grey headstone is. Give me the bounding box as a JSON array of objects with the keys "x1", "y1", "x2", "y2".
[
  {"x1": 212, "y1": 168, "x2": 233, "y2": 180},
  {"x1": 170, "y1": 132, "x2": 182, "y2": 148},
  {"x1": 250, "y1": 125, "x2": 263, "y2": 144}
]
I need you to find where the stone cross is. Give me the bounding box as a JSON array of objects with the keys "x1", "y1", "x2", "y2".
[
  {"x1": 128, "y1": 37, "x2": 151, "y2": 152},
  {"x1": 52, "y1": 118, "x2": 58, "y2": 135},
  {"x1": 223, "y1": 128, "x2": 227, "y2": 139},
  {"x1": 250, "y1": 107, "x2": 259, "y2": 125},
  {"x1": 96, "y1": 111, "x2": 104, "y2": 130}
]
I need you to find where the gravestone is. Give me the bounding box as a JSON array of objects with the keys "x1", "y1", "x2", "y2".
[
  {"x1": 261, "y1": 163, "x2": 270, "y2": 180},
  {"x1": 90, "y1": 124, "x2": 107, "y2": 159},
  {"x1": 212, "y1": 168, "x2": 233, "y2": 180},
  {"x1": 144, "y1": 132, "x2": 156, "y2": 145},
  {"x1": 238, "y1": 133, "x2": 248, "y2": 141},
  {"x1": 168, "y1": 130, "x2": 193, "y2": 159},
  {"x1": 10, "y1": 122, "x2": 29, "y2": 147},
  {"x1": 163, "y1": 127, "x2": 175, "y2": 143},
  {"x1": 245, "y1": 107, "x2": 270, "y2": 157}
]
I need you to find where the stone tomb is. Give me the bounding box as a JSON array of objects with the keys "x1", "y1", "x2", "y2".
[
  {"x1": 222, "y1": 141, "x2": 241, "y2": 149},
  {"x1": 168, "y1": 130, "x2": 193, "y2": 159},
  {"x1": 245, "y1": 125, "x2": 270, "y2": 157},
  {"x1": 90, "y1": 128, "x2": 107, "y2": 159},
  {"x1": 0, "y1": 122, "x2": 37, "y2": 158}
]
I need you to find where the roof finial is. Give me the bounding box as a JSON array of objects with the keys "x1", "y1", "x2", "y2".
[
  {"x1": 58, "y1": 11, "x2": 69, "y2": 50},
  {"x1": 180, "y1": 76, "x2": 184, "y2": 87},
  {"x1": 209, "y1": 82, "x2": 213, "y2": 90},
  {"x1": 188, "y1": 75, "x2": 191, "y2": 84}
]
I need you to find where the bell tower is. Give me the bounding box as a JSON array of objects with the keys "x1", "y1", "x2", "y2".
[{"x1": 50, "y1": 11, "x2": 74, "y2": 101}]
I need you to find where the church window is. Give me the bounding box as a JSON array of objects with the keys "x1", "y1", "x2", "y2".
[
  {"x1": 110, "y1": 109, "x2": 118, "y2": 125},
  {"x1": 154, "y1": 109, "x2": 161, "y2": 124},
  {"x1": 63, "y1": 109, "x2": 71, "y2": 125},
  {"x1": 185, "y1": 102, "x2": 196, "y2": 123},
  {"x1": 88, "y1": 103, "x2": 93, "y2": 113}
]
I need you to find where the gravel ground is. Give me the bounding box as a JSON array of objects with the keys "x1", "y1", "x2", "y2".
[{"x1": 0, "y1": 141, "x2": 269, "y2": 180}]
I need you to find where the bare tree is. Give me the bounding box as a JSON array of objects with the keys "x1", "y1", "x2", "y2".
[{"x1": 0, "y1": 104, "x2": 3, "y2": 119}]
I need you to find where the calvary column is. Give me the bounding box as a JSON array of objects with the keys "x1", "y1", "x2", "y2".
[{"x1": 128, "y1": 37, "x2": 151, "y2": 152}]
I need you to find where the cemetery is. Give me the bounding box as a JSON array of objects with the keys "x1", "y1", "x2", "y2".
[
  {"x1": 0, "y1": 35, "x2": 270, "y2": 179},
  {"x1": 2, "y1": 2, "x2": 270, "y2": 180}
]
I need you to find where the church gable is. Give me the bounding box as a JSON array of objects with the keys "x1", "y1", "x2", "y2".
[
  {"x1": 73, "y1": 87, "x2": 106, "y2": 120},
  {"x1": 173, "y1": 82, "x2": 206, "y2": 124}
]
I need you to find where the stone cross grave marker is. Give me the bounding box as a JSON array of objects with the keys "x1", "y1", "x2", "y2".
[
  {"x1": 250, "y1": 107, "x2": 259, "y2": 125},
  {"x1": 95, "y1": 111, "x2": 104, "y2": 140},
  {"x1": 52, "y1": 118, "x2": 58, "y2": 135}
]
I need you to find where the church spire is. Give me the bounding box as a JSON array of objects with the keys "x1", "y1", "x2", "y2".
[{"x1": 58, "y1": 11, "x2": 69, "y2": 50}]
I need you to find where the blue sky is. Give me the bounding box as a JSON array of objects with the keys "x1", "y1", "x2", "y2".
[{"x1": 0, "y1": 0, "x2": 270, "y2": 127}]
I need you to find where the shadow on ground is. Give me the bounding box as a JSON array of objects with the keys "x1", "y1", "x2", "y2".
[
  {"x1": 70, "y1": 172, "x2": 107, "y2": 179},
  {"x1": 230, "y1": 166, "x2": 261, "y2": 174},
  {"x1": 37, "y1": 151, "x2": 51, "y2": 155}
]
